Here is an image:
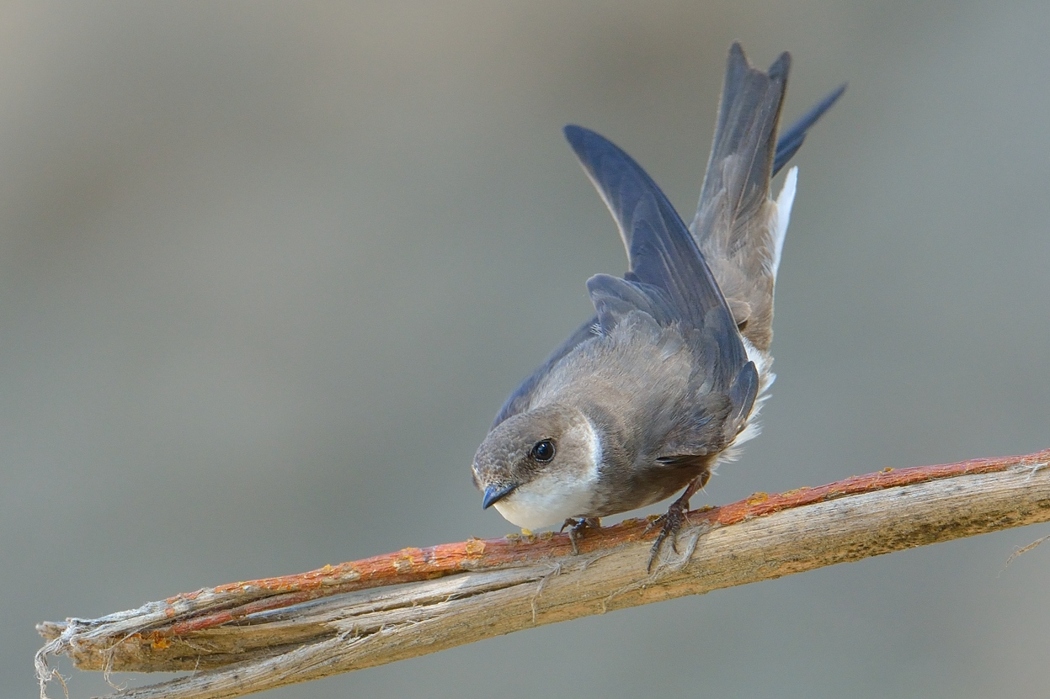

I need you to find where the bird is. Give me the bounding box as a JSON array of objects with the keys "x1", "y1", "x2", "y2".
[{"x1": 472, "y1": 42, "x2": 844, "y2": 567}]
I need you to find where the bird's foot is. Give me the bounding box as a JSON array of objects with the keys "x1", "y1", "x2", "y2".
[
  {"x1": 645, "y1": 471, "x2": 710, "y2": 571},
  {"x1": 560, "y1": 517, "x2": 601, "y2": 554},
  {"x1": 646, "y1": 502, "x2": 691, "y2": 572}
]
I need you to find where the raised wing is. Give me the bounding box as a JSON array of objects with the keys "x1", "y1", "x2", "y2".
[
  {"x1": 565, "y1": 124, "x2": 751, "y2": 400},
  {"x1": 564, "y1": 126, "x2": 737, "y2": 332}
]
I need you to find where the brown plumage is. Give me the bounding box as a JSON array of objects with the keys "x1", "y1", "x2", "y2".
[{"x1": 472, "y1": 43, "x2": 843, "y2": 565}]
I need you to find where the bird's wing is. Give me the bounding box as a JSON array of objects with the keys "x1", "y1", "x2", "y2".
[
  {"x1": 492, "y1": 121, "x2": 720, "y2": 427},
  {"x1": 565, "y1": 123, "x2": 755, "y2": 429},
  {"x1": 564, "y1": 125, "x2": 737, "y2": 337},
  {"x1": 586, "y1": 273, "x2": 676, "y2": 330}
]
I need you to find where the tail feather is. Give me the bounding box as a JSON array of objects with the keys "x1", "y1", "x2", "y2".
[{"x1": 689, "y1": 43, "x2": 789, "y2": 353}]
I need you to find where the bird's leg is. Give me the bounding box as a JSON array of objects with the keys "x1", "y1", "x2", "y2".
[
  {"x1": 560, "y1": 517, "x2": 601, "y2": 554},
  {"x1": 647, "y1": 470, "x2": 710, "y2": 571}
]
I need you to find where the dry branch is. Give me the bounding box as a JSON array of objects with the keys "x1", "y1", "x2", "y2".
[{"x1": 36, "y1": 448, "x2": 1050, "y2": 699}]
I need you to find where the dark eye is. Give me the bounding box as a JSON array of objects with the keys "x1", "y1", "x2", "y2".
[{"x1": 531, "y1": 439, "x2": 556, "y2": 462}]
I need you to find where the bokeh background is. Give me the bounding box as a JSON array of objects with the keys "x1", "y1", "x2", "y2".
[{"x1": 5, "y1": 2, "x2": 1049, "y2": 697}]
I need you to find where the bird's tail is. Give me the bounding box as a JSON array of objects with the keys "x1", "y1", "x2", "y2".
[{"x1": 689, "y1": 43, "x2": 791, "y2": 355}]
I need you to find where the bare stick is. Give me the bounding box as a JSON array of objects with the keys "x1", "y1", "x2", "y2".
[{"x1": 36, "y1": 449, "x2": 1050, "y2": 699}]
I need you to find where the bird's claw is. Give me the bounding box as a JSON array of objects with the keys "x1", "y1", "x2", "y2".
[
  {"x1": 646, "y1": 504, "x2": 690, "y2": 572},
  {"x1": 560, "y1": 517, "x2": 601, "y2": 554}
]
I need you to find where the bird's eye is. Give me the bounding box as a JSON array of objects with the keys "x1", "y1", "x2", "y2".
[{"x1": 531, "y1": 439, "x2": 556, "y2": 462}]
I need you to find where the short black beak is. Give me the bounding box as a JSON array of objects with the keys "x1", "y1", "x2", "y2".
[{"x1": 482, "y1": 483, "x2": 517, "y2": 509}]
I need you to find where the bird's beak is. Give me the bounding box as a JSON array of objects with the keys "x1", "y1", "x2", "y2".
[{"x1": 482, "y1": 483, "x2": 517, "y2": 509}]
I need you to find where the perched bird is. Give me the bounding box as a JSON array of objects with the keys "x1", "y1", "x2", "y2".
[{"x1": 472, "y1": 43, "x2": 843, "y2": 565}]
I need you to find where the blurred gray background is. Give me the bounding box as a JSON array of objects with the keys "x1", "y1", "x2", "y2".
[{"x1": 5, "y1": 2, "x2": 1049, "y2": 697}]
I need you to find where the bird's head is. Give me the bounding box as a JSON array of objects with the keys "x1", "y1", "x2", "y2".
[{"x1": 472, "y1": 404, "x2": 602, "y2": 530}]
